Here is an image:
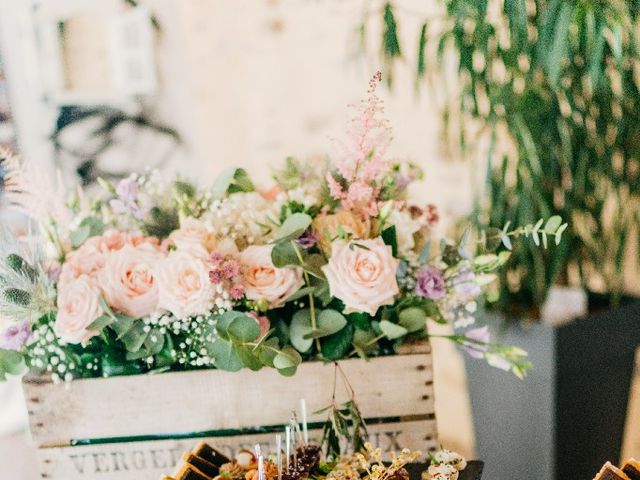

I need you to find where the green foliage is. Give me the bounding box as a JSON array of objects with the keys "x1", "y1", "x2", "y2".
[
  {"x1": 380, "y1": 225, "x2": 398, "y2": 257},
  {"x1": 144, "y1": 206, "x2": 180, "y2": 239},
  {"x1": 275, "y1": 213, "x2": 313, "y2": 242},
  {"x1": 211, "y1": 311, "x2": 302, "y2": 376},
  {"x1": 379, "y1": 319, "x2": 408, "y2": 340},
  {"x1": 366, "y1": 0, "x2": 640, "y2": 315},
  {"x1": 398, "y1": 307, "x2": 427, "y2": 332},
  {"x1": 0, "y1": 348, "x2": 25, "y2": 381},
  {"x1": 211, "y1": 167, "x2": 255, "y2": 199},
  {"x1": 70, "y1": 217, "x2": 105, "y2": 248},
  {"x1": 321, "y1": 325, "x2": 355, "y2": 360},
  {"x1": 318, "y1": 399, "x2": 369, "y2": 459},
  {"x1": 382, "y1": 2, "x2": 402, "y2": 87}
]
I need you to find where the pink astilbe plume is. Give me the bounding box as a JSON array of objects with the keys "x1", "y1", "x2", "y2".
[
  {"x1": 1, "y1": 150, "x2": 71, "y2": 231},
  {"x1": 326, "y1": 72, "x2": 393, "y2": 218}
]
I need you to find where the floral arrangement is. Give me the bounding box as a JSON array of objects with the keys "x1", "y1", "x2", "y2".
[{"x1": 0, "y1": 73, "x2": 567, "y2": 383}]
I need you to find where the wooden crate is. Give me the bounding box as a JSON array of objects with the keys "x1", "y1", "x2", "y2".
[{"x1": 23, "y1": 343, "x2": 437, "y2": 480}]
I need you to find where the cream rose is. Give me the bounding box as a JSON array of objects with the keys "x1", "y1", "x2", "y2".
[
  {"x1": 322, "y1": 237, "x2": 399, "y2": 316},
  {"x1": 156, "y1": 247, "x2": 213, "y2": 319},
  {"x1": 169, "y1": 217, "x2": 218, "y2": 252},
  {"x1": 100, "y1": 243, "x2": 165, "y2": 319},
  {"x1": 54, "y1": 275, "x2": 102, "y2": 345},
  {"x1": 312, "y1": 211, "x2": 370, "y2": 254},
  {"x1": 239, "y1": 245, "x2": 304, "y2": 307}
]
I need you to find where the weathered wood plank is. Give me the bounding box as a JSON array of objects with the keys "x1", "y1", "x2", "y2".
[
  {"x1": 24, "y1": 352, "x2": 434, "y2": 447},
  {"x1": 36, "y1": 419, "x2": 439, "y2": 480}
]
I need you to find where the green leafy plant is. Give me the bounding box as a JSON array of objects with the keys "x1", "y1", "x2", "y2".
[{"x1": 361, "y1": 0, "x2": 640, "y2": 317}]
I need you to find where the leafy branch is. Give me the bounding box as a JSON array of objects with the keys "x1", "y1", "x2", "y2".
[{"x1": 316, "y1": 363, "x2": 369, "y2": 459}]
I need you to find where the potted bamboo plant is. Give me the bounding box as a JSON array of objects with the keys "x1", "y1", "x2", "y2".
[{"x1": 361, "y1": 1, "x2": 640, "y2": 479}]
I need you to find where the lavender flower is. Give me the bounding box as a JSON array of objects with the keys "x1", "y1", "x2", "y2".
[
  {"x1": 116, "y1": 174, "x2": 139, "y2": 203},
  {"x1": 461, "y1": 326, "x2": 490, "y2": 359},
  {"x1": 109, "y1": 174, "x2": 146, "y2": 220},
  {"x1": 415, "y1": 267, "x2": 446, "y2": 299},
  {"x1": 0, "y1": 320, "x2": 32, "y2": 351},
  {"x1": 450, "y1": 270, "x2": 482, "y2": 298}
]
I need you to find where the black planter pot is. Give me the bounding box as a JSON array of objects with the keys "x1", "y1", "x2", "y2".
[{"x1": 465, "y1": 296, "x2": 640, "y2": 480}]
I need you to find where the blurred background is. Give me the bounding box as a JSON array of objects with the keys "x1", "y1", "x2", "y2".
[{"x1": 0, "y1": 0, "x2": 638, "y2": 479}]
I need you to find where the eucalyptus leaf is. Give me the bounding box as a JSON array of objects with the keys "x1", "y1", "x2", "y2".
[
  {"x1": 290, "y1": 309, "x2": 313, "y2": 352},
  {"x1": 321, "y1": 324, "x2": 354, "y2": 360},
  {"x1": 227, "y1": 315, "x2": 260, "y2": 343},
  {"x1": 273, "y1": 346, "x2": 302, "y2": 371},
  {"x1": 272, "y1": 241, "x2": 302, "y2": 268},
  {"x1": 275, "y1": 213, "x2": 312, "y2": 242},
  {"x1": 544, "y1": 215, "x2": 562, "y2": 233},
  {"x1": 305, "y1": 254, "x2": 327, "y2": 279},
  {"x1": 379, "y1": 320, "x2": 408, "y2": 340},
  {"x1": 257, "y1": 337, "x2": 280, "y2": 367},
  {"x1": 215, "y1": 311, "x2": 248, "y2": 341},
  {"x1": 236, "y1": 345, "x2": 264, "y2": 371},
  {"x1": 87, "y1": 315, "x2": 113, "y2": 332},
  {"x1": 211, "y1": 338, "x2": 244, "y2": 372},
  {"x1": 398, "y1": 307, "x2": 427, "y2": 333},
  {"x1": 315, "y1": 309, "x2": 348, "y2": 337},
  {"x1": 70, "y1": 226, "x2": 91, "y2": 248},
  {"x1": 119, "y1": 322, "x2": 149, "y2": 353}
]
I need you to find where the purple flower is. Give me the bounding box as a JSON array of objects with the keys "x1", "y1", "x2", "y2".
[
  {"x1": 451, "y1": 271, "x2": 482, "y2": 298},
  {"x1": 115, "y1": 174, "x2": 139, "y2": 204},
  {"x1": 415, "y1": 267, "x2": 446, "y2": 299},
  {"x1": 110, "y1": 175, "x2": 147, "y2": 220},
  {"x1": 461, "y1": 326, "x2": 490, "y2": 359},
  {"x1": 296, "y1": 231, "x2": 317, "y2": 249},
  {"x1": 0, "y1": 320, "x2": 32, "y2": 351}
]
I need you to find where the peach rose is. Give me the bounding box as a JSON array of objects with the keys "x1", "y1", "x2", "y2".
[
  {"x1": 239, "y1": 245, "x2": 304, "y2": 307},
  {"x1": 54, "y1": 275, "x2": 102, "y2": 345},
  {"x1": 322, "y1": 237, "x2": 399, "y2": 316},
  {"x1": 58, "y1": 230, "x2": 147, "y2": 288},
  {"x1": 312, "y1": 211, "x2": 370, "y2": 254},
  {"x1": 156, "y1": 246, "x2": 213, "y2": 319},
  {"x1": 169, "y1": 218, "x2": 217, "y2": 252},
  {"x1": 100, "y1": 243, "x2": 165, "y2": 319}
]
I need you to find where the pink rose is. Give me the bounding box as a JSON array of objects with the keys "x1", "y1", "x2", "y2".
[
  {"x1": 100, "y1": 243, "x2": 165, "y2": 319},
  {"x1": 239, "y1": 245, "x2": 304, "y2": 307},
  {"x1": 169, "y1": 218, "x2": 218, "y2": 252},
  {"x1": 54, "y1": 275, "x2": 102, "y2": 345},
  {"x1": 322, "y1": 237, "x2": 399, "y2": 316},
  {"x1": 156, "y1": 247, "x2": 213, "y2": 319},
  {"x1": 58, "y1": 230, "x2": 146, "y2": 288}
]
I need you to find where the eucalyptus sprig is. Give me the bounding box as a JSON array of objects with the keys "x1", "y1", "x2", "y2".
[{"x1": 317, "y1": 363, "x2": 369, "y2": 459}]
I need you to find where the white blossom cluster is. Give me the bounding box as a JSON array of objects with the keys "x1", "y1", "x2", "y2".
[
  {"x1": 279, "y1": 186, "x2": 321, "y2": 210},
  {"x1": 204, "y1": 192, "x2": 282, "y2": 248},
  {"x1": 167, "y1": 314, "x2": 218, "y2": 368},
  {"x1": 28, "y1": 324, "x2": 89, "y2": 383}
]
